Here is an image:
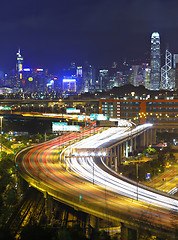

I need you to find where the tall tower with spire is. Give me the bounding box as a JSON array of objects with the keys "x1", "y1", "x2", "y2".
[
  {"x1": 16, "y1": 49, "x2": 23, "y2": 88},
  {"x1": 150, "y1": 32, "x2": 161, "y2": 90}
]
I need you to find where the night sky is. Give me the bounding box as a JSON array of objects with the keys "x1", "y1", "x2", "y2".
[{"x1": 1, "y1": 0, "x2": 178, "y2": 73}]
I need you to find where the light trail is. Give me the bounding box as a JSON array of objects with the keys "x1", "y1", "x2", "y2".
[
  {"x1": 62, "y1": 123, "x2": 178, "y2": 213},
  {"x1": 15, "y1": 123, "x2": 178, "y2": 233},
  {"x1": 66, "y1": 156, "x2": 178, "y2": 212},
  {"x1": 73, "y1": 124, "x2": 152, "y2": 150}
]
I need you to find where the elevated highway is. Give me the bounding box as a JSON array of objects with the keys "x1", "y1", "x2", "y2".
[{"x1": 15, "y1": 123, "x2": 178, "y2": 239}]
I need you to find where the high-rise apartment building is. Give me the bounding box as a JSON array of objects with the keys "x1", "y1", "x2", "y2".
[{"x1": 150, "y1": 32, "x2": 161, "y2": 90}]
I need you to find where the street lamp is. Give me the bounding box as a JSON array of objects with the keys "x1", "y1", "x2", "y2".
[{"x1": 0, "y1": 117, "x2": 3, "y2": 153}]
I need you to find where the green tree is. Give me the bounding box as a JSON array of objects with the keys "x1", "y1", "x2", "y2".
[
  {"x1": 143, "y1": 148, "x2": 156, "y2": 155},
  {"x1": 0, "y1": 152, "x2": 17, "y2": 226},
  {"x1": 55, "y1": 226, "x2": 72, "y2": 240},
  {"x1": 0, "y1": 227, "x2": 14, "y2": 240},
  {"x1": 20, "y1": 224, "x2": 55, "y2": 240},
  {"x1": 91, "y1": 230, "x2": 111, "y2": 240},
  {"x1": 4, "y1": 188, "x2": 18, "y2": 206}
]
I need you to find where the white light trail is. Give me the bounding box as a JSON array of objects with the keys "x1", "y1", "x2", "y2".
[
  {"x1": 67, "y1": 156, "x2": 178, "y2": 212},
  {"x1": 63, "y1": 123, "x2": 178, "y2": 213},
  {"x1": 74, "y1": 124, "x2": 152, "y2": 150}
]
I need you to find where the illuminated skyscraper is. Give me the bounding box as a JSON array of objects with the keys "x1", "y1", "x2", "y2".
[
  {"x1": 131, "y1": 65, "x2": 142, "y2": 86},
  {"x1": 130, "y1": 63, "x2": 150, "y2": 88},
  {"x1": 161, "y1": 49, "x2": 174, "y2": 90},
  {"x1": 173, "y1": 54, "x2": 178, "y2": 89},
  {"x1": 16, "y1": 49, "x2": 23, "y2": 88},
  {"x1": 99, "y1": 69, "x2": 109, "y2": 90},
  {"x1": 173, "y1": 54, "x2": 178, "y2": 68},
  {"x1": 144, "y1": 66, "x2": 151, "y2": 90},
  {"x1": 76, "y1": 66, "x2": 83, "y2": 93},
  {"x1": 83, "y1": 62, "x2": 95, "y2": 93},
  {"x1": 150, "y1": 32, "x2": 161, "y2": 90}
]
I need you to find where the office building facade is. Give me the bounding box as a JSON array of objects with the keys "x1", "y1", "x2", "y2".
[
  {"x1": 150, "y1": 32, "x2": 161, "y2": 90},
  {"x1": 16, "y1": 49, "x2": 23, "y2": 89},
  {"x1": 161, "y1": 49, "x2": 174, "y2": 90},
  {"x1": 99, "y1": 98, "x2": 178, "y2": 125}
]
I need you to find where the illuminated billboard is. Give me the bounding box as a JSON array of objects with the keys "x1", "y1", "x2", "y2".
[
  {"x1": 23, "y1": 68, "x2": 31, "y2": 72},
  {"x1": 52, "y1": 122, "x2": 79, "y2": 132},
  {"x1": 78, "y1": 115, "x2": 85, "y2": 120},
  {"x1": 0, "y1": 106, "x2": 11, "y2": 110},
  {"x1": 66, "y1": 108, "x2": 80, "y2": 114},
  {"x1": 63, "y1": 78, "x2": 76, "y2": 92},
  {"x1": 28, "y1": 77, "x2": 33, "y2": 82},
  {"x1": 90, "y1": 114, "x2": 108, "y2": 121}
]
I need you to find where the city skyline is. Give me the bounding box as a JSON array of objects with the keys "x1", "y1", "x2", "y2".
[
  {"x1": 1, "y1": 38, "x2": 178, "y2": 94},
  {"x1": 1, "y1": 0, "x2": 178, "y2": 73}
]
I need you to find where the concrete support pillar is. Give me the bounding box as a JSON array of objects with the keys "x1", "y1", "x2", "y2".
[
  {"x1": 106, "y1": 157, "x2": 109, "y2": 166},
  {"x1": 149, "y1": 129, "x2": 152, "y2": 146},
  {"x1": 130, "y1": 138, "x2": 133, "y2": 153},
  {"x1": 134, "y1": 137, "x2": 137, "y2": 151},
  {"x1": 115, "y1": 143, "x2": 124, "y2": 163},
  {"x1": 109, "y1": 149, "x2": 113, "y2": 167},
  {"x1": 144, "y1": 131, "x2": 146, "y2": 147},
  {"x1": 125, "y1": 141, "x2": 128, "y2": 158},
  {"x1": 146, "y1": 130, "x2": 149, "y2": 147},
  {"x1": 149, "y1": 129, "x2": 153, "y2": 146},
  {"x1": 89, "y1": 215, "x2": 99, "y2": 230},
  {"x1": 117, "y1": 145, "x2": 120, "y2": 166},
  {"x1": 86, "y1": 215, "x2": 91, "y2": 239},
  {"x1": 111, "y1": 148, "x2": 114, "y2": 167},
  {"x1": 108, "y1": 157, "x2": 111, "y2": 167},
  {"x1": 140, "y1": 132, "x2": 146, "y2": 147},
  {"x1": 114, "y1": 147, "x2": 117, "y2": 158},
  {"x1": 121, "y1": 223, "x2": 137, "y2": 240},
  {"x1": 114, "y1": 147, "x2": 117, "y2": 171},
  {"x1": 121, "y1": 223, "x2": 128, "y2": 240},
  {"x1": 119, "y1": 144, "x2": 123, "y2": 164},
  {"x1": 115, "y1": 157, "x2": 118, "y2": 172},
  {"x1": 44, "y1": 192, "x2": 53, "y2": 223},
  {"x1": 108, "y1": 151, "x2": 110, "y2": 167},
  {"x1": 151, "y1": 128, "x2": 156, "y2": 145},
  {"x1": 44, "y1": 191, "x2": 48, "y2": 217}
]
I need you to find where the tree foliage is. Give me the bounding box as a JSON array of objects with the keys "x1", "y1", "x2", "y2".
[{"x1": 19, "y1": 224, "x2": 54, "y2": 240}]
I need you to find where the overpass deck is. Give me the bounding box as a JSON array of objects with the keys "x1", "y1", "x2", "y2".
[{"x1": 15, "y1": 125, "x2": 178, "y2": 239}]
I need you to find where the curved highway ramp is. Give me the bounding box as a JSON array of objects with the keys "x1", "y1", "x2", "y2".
[{"x1": 15, "y1": 126, "x2": 178, "y2": 239}]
